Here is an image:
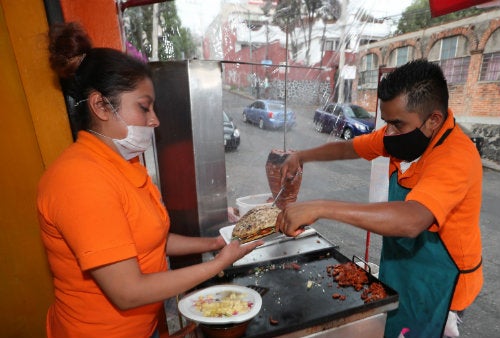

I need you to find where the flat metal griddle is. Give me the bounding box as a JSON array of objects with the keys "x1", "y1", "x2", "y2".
[{"x1": 198, "y1": 247, "x2": 399, "y2": 337}]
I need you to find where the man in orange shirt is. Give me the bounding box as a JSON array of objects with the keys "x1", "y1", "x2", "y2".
[{"x1": 276, "y1": 59, "x2": 482, "y2": 338}]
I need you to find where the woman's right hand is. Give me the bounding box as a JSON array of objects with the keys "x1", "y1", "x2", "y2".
[{"x1": 215, "y1": 239, "x2": 263, "y2": 267}]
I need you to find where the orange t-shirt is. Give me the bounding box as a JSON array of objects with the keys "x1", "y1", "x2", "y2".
[
  {"x1": 37, "y1": 131, "x2": 170, "y2": 338},
  {"x1": 353, "y1": 110, "x2": 483, "y2": 311}
]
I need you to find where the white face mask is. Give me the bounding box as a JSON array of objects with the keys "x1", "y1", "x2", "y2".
[
  {"x1": 112, "y1": 124, "x2": 155, "y2": 160},
  {"x1": 89, "y1": 97, "x2": 155, "y2": 160}
]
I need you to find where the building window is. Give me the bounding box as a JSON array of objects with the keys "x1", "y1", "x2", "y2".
[
  {"x1": 386, "y1": 46, "x2": 412, "y2": 67},
  {"x1": 396, "y1": 46, "x2": 409, "y2": 66},
  {"x1": 434, "y1": 57, "x2": 470, "y2": 84},
  {"x1": 479, "y1": 28, "x2": 500, "y2": 82},
  {"x1": 324, "y1": 39, "x2": 340, "y2": 51},
  {"x1": 480, "y1": 52, "x2": 500, "y2": 82},
  {"x1": 359, "y1": 53, "x2": 378, "y2": 89},
  {"x1": 429, "y1": 35, "x2": 470, "y2": 84},
  {"x1": 441, "y1": 36, "x2": 457, "y2": 59}
]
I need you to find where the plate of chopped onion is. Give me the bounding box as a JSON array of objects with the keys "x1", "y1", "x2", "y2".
[{"x1": 178, "y1": 284, "x2": 262, "y2": 324}]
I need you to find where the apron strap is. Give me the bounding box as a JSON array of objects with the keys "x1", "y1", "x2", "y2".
[
  {"x1": 459, "y1": 256, "x2": 482, "y2": 274},
  {"x1": 433, "y1": 118, "x2": 455, "y2": 148}
]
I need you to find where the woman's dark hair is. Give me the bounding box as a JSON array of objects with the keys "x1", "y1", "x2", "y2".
[
  {"x1": 48, "y1": 22, "x2": 152, "y2": 132},
  {"x1": 378, "y1": 59, "x2": 449, "y2": 120}
]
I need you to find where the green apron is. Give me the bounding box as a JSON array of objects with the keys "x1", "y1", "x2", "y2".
[{"x1": 380, "y1": 172, "x2": 459, "y2": 338}]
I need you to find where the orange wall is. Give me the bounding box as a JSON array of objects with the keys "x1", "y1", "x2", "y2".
[
  {"x1": 60, "y1": 0, "x2": 122, "y2": 50},
  {"x1": 0, "y1": 0, "x2": 122, "y2": 336},
  {"x1": 0, "y1": 0, "x2": 70, "y2": 336}
]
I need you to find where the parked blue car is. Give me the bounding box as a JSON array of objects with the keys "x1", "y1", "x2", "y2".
[
  {"x1": 313, "y1": 103, "x2": 375, "y2": 140},
  {"x1": 243, "y1": 99, "x2": 296, "y2": 129}
]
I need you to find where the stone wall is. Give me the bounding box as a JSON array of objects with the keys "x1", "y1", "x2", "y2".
[
  {"x1": 459, "y1": 122, "x2": 500, "y2": 164},
  {"x1": 472, "y1": 124, "x2": 500, "y2": 163},
  {"x1": 271, "y1": 80, "x2": 331, "y2": 106}
]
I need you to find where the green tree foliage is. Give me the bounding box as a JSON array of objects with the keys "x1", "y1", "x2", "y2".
[
  {"x1": 157, "y1": 2, "x2": 196, "y2": 60},
  {"x1": 395, "y1": 0, "x2": 490, "y2": 35},
  {"x1": 123, "y1": 2, "x2": 196, "y2": 61},
  {"x1": 273, "y1": 0, "x2": 301, "y2": 59},
  {"x1": 318, "y1": 0, "x2": 342, "y2": 66},
  {"x1": 273, "y1": 0, "x2": 327, "y2": 64},
  {"x1": 122, "y1": 6, "x2": 151, "y2": 54},
  {"x1": 300, "y1": 0, "x2": 323, "y2": 64}
]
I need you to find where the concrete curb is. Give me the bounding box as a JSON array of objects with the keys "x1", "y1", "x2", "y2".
[{"x1": 482, "y1": 159, "x2": 500, "y2": 172}]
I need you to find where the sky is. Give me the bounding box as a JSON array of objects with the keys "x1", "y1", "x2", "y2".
[
  {"x1": 354, "y1": 0, "x2": 414, "y2": 18},
  {"x1": 176, "y1": 0, "x2": 415, "y2": 37},
  {"x1": 175, "y1": 0, "x2": 223, "y2": 36}
]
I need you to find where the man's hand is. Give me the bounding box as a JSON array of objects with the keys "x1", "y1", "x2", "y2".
[
  {"x1": 275, "y1": 201, "x2": 321, "y2": 237},
  {"x1": 280, "y1": 152, "x2": 302, "y2": 186}
]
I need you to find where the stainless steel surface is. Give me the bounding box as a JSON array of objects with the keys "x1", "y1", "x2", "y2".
[
  {"x1": 151, "y1": 61, "x2": 227, "y2": 267},
  {"x1": 256, "y1": 227, "x2": 317, "y2": 248},
  {"x1": 277, "y1": 312, "x2": 389, "y2": 338},
  {"x1": 232, "y1": 229, "x2": 334, "y2": 266}
]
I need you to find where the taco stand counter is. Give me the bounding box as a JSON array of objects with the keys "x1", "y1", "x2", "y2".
[{"x1": 148, "y1": 61, "x2": 398, "y2": 336}]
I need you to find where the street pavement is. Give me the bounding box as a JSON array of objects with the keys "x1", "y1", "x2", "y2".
[{"x1": 222, "y1": 90, "x2": 500, "y2": 337}]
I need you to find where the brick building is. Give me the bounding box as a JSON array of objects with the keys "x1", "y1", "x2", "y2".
[{"x1": 355, "y1": 9, "x2": 500, "y2": 162}]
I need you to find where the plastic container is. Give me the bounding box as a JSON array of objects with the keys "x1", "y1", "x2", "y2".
[{"x1": 236, "y1": 193, "x2": 273, "y2": 217}]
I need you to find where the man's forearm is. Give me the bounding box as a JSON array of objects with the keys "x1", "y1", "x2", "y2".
[{"x1": 297, "y1": 140, "x2": 358, "y2": 164}]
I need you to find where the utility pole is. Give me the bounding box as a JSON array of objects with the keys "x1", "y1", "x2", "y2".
[
  {"x1": 337, "y1": 0, "x2": 348, "y2": 104},
  {"x1": 151, "y1": 3, "x2": 159, "y2": 61},
  {"x1": 248, "y1": 10, "x2": 253, "y2": 74}
]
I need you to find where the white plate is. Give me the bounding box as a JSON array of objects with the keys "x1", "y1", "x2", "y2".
[
  {"x1": 219, "y1": 224, "x2": 237, "y2": 244},
  {"x1": 178, "y1": 284, "x2": 262, "y2": 324}
]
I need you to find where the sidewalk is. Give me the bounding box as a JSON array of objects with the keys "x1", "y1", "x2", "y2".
[{"x1": 482, "y1": 158, "x2": 500, "y2": 171}]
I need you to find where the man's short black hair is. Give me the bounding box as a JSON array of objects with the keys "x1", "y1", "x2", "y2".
[{"x1": 378, "y1": 59, "x2": 449, "y2": 120}]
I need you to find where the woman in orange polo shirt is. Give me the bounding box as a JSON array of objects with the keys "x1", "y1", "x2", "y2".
[
  {"x1": 37, "y1": 22, "x2": 262, "y2": 338},
  {"x1": 276, "y1": 59, "x2": 482, "y2": 338}
]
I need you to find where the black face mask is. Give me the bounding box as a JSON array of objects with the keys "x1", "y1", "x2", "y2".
[{"x1": 383, "y1": 127, "x2": 431, "y2": 162}]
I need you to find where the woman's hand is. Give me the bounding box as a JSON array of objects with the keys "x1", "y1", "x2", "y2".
[
  {"x1": 167, "y1": 233, "x2": 230, "y2": 256},
  {"x1": 215, "y1": 239, "x2": 263, "y2": 267},
  {"x1": 212, "y1": 235, "x2": 227, "y2": 251}
]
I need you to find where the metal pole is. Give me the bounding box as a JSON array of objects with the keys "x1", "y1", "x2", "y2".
[
  {"x1": 151, "y1": 3, "x2": 159, "y2": 61},
  {"x1": 249, "y1": 10, "x2": 253, "y2": 74},
  {"x1": 283, "y1": 22, "x2": 289, "y2": 152},
  {"x1": 337, "y1": 0, "x2": 349, "y2": 104}
]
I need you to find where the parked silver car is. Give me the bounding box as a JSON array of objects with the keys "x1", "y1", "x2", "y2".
[{"x1": 243, "y1": 99, "x2": 296, "y2": 130}]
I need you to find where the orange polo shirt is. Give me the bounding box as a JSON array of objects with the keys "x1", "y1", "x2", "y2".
[
  {"x1": 37, "y1": 131, "x2": 170, "y2": 338},
  {"x1": 353, "y1": 110, "x2": 483, "y2": 311}
]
